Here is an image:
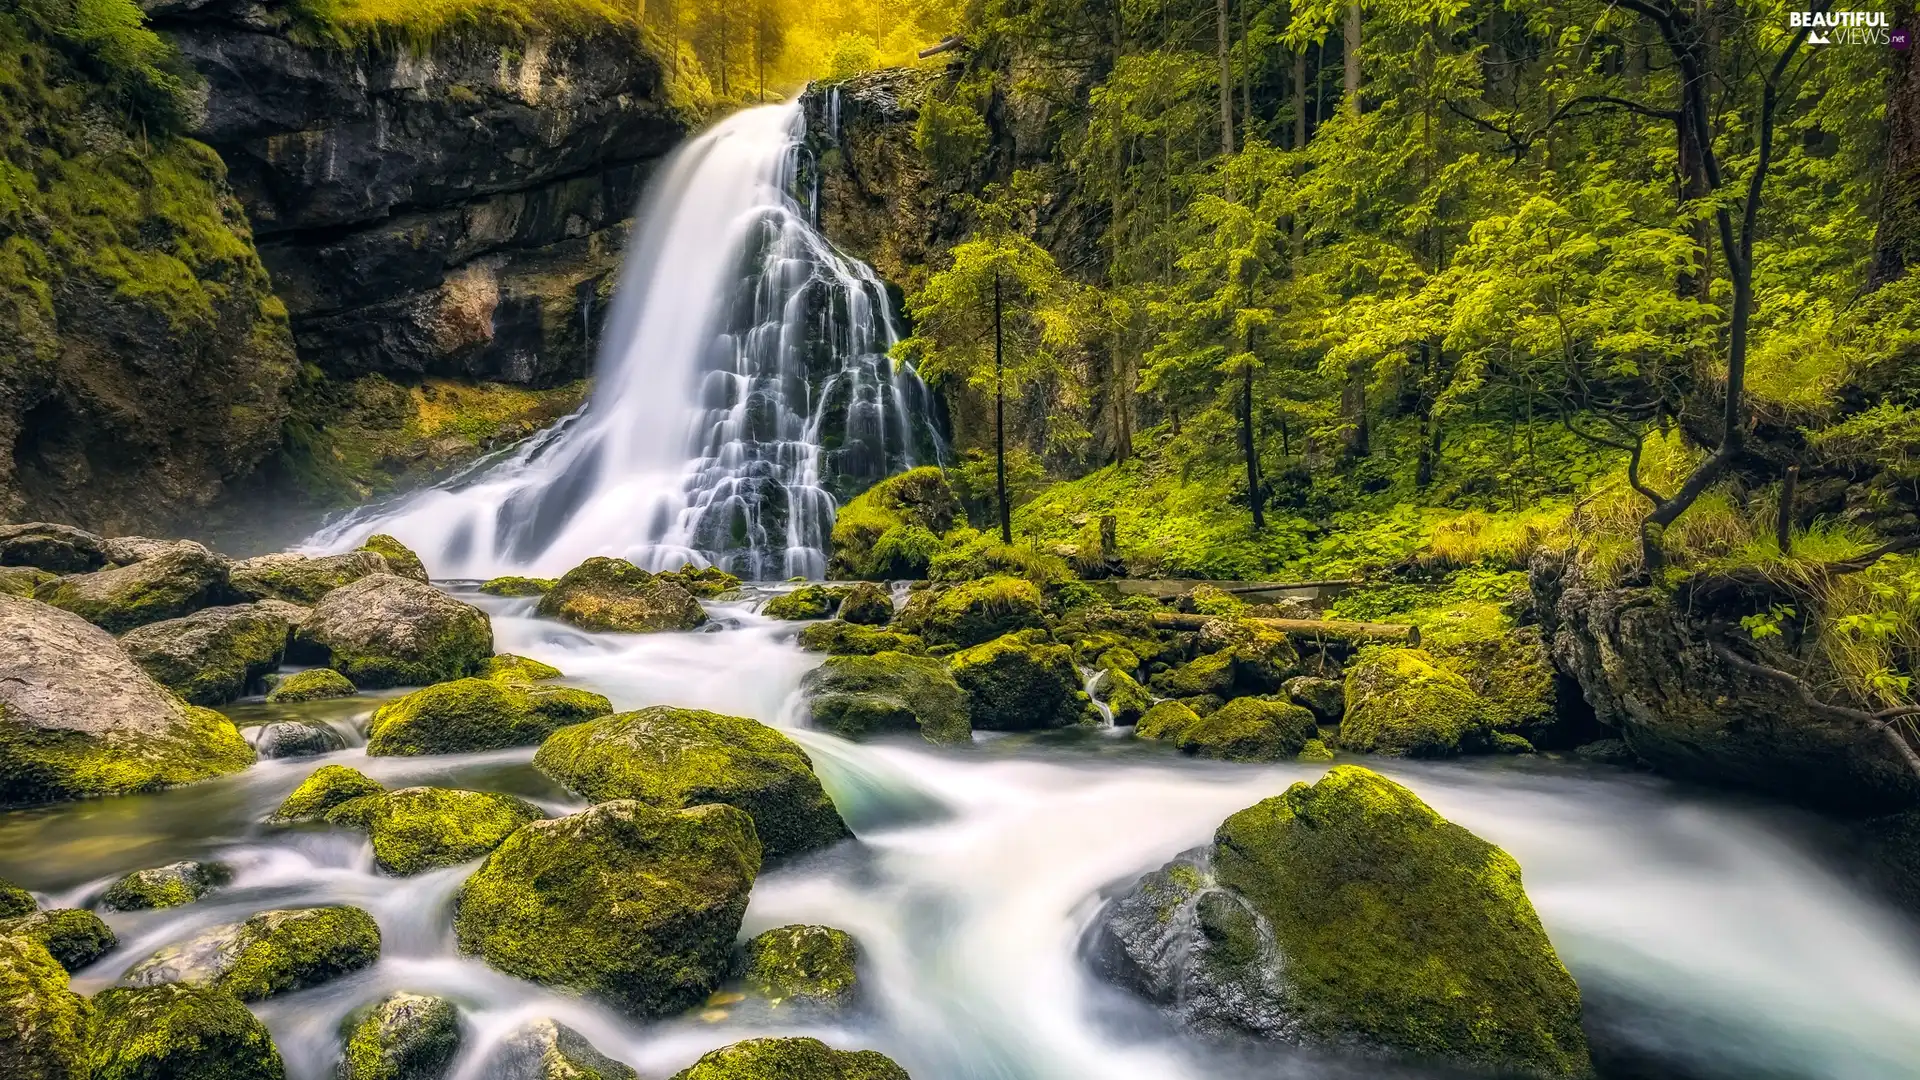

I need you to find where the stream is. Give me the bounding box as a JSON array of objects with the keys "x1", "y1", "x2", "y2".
[{"x1": 6, "y1": 589, "x2": 1920, "y2": 1080}]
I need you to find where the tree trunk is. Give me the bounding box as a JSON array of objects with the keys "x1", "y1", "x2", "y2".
[
  {"x1": 1873, "y1": 0, "x2": 1920, "y2": 286},
  {"x1": 994, "y1": 271, "x2": 1012, "y2": 545},
  {"x1": 1241, "y1": 344, "x2": 1264, "y2": 531},
  {"x1": 1777, "y1": 465, "x2": 1799, "y2": 555},
  {"x1": 1343, "y1": 0, "x2": 1361, "y2": 116},
  {"x1": 1292, "y1": 49, "x2": 1306, "y2": 149},
  {"x1": 1239, "y1": 0, "x2": 1253, "y2": 145},
  {"x1": 1217, "y1": 0, "x2": 1235, "y2": 156}
]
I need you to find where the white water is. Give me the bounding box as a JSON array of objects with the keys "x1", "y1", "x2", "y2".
[{"x1": 304, "y1": 104, "x2": 938, "y2": 580}]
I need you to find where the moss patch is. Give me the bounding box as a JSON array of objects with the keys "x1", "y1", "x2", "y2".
[
  {"x1": 270, "y1": 764, "x2": 385, "y2": 822},
  {"x1": 365, "y1": 676, "x2": 611, "y2": 755},
  {"x1": 1138, "y1": 697, "x2": 1316, "y2": 762},
  {"x1": 480, "y1": 575, "x2": 557, "y2": 597},
  {"x1": 0, "y1": 876, "x2": 34, "y2": 917},
  {"x1": 836, "y1": 582, "x2": 894, "y2": 625},
  {"x1": 827, "y1": 467, "x2": 959, "y2": 579},
  {"x1": 1338, "y1": 648, "x2": 1488, "y2": 757},
  {"x1": 895, "y1": 576, "x2": 1044, "y2": 647},
  {"x1": 741, "y1": 924, "x2": 860, "y2": 1008},
  {"x1": 0, "y1": 908, "x2": 116, "y2": 972},
  {"x1": 801, "y1": 650, "x2": 970, "y2": 743},
  {"x1": 339, "y1": 991, "x2": 459, "y2": 1080},
  {"x1": 359, "y1": 535, "x2": 427, "y2": 583},
  {"x1": 796, "y1": 621, "x2": 925, "y2": 656},
  {"x1": 125, "y1": 906, "x2": 380, "y2": 1001},
  {"x1": 265, "y1": 668, "x2": 356, "y2": 703},
  {"x1": 482, "y1": 653, "x2": 563, "y2": 681},
  {"x1": 536, "y1": 557, "x2": 707, "y2": 633},
  {"x1": 948, "y1": 633, "x2": 1083, "y2": 731},
  {"x1": 763, "y1": 585, "x2": 841, "y2": 621},
  {"x1": 100, "y1": 860, "x2": 231, "y2": 911},
  {"x1": 326, "y1": 786, "x2": 544, "y2": 875},
  {"x1": 0, "y1": 934, "x2": 91, "y2": 1080},
  {"x1": 89, "y1": 984, "x2": 284, "y2": 1080},
  {"x1": 670, "y1": 1037, "x2": 910, "y2": 1080}
]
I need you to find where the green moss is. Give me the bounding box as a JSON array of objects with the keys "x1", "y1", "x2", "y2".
[
  {"x1": 1211, "y1": 766, "x2": 1590, "y2": 1077},
  {"x1": 1135, "y1": 700, "x2": 1202, "y2": 743},
  {"x1": 0, "y1": 700, "x2": 255, "y2": 806},
  {"x1": 229, "y1": 552, "x2": 386, "y2": 605},
  {"x1": 896, "y1": 576, "x2": 1045, "y2": 648},
  {"x1": 100, "y1": 861, "x2": 231, "y2": 911},
  {"x1": 126, "y1": 906, "x2": 381, "y2": 1002},
  {"x1": 270, "y1": 765, "x2": 385, "y2": 822},
  {"x1": 326, "y1": 787, "x2": 544, "y2": 875},
  {"x1": 534, "y1": 706, "x2": 849, "y2": 859},
  {"x1": 0, "y1": 908, "x2": 116, "y2": 972},
  {"x1": 365, "y1": 677, "x2": 612, "y2": 755},
  {"x1": 338, "y1": 992, "x2": 459, "y2": 1080},
  {"x1": 0, "y1": 934, "x2": 91, "y2": 1080},
  {"x1": 796, "y1": 621, "x2": 925, "y2": 656},
  {"x1": 264, "y1": 668, "x2": 356, "y2": 703},
  {"x1": 119, "y1": 604, "x2": 293, "y2": 705},
  {"x1": 0, "y1": 566, "x2": 57, "y2": 598},
  {"x1": 536, "y1": 557, "x2": 707, "y2": 632},
  {"x1": 926, "y1": 532, "x2": 1074, "y2": 585},
  {"x1": 801, "y1": 651, "x2": 970, "y2": 743},
  {"x1": 1492, "y1": 732, "x2": 1537, "y2": 754},
  {"x1": 1430, "y1": 632, "x2": 1559, "y2": 741},
  {"x1": 1097, "y1": 667, "x2": 1154, "y2": 725},
  {"x1": 360, "y1": 536, "x2": 428, "y2": 582},
  {"x1": 1151, "y1": 650, "x2": 1237, "y2": 698},
  {"x1": 1138, "y1": 697, "x2": 1316, "y2": 762},
  {"x1": 480, "y1": 576, "x2": 557, "y2": 597},
  {"x1": 657, "y1": 565, "x2": 742, "y2": 598},
  {"x1": 835, "y1": 581, "x2": 894, "y2": 625},
  {"x1": 89, "y1": 984, "x2": 284, "y2": 1080},
  {"x1": 763, "y1": 585, "x2": 841, "y2": 621},
  {"x1": 827, "y1": 467, "x2": 959, "y2": 579},
  {"x1": 1187, "y1": 585, "x2": 1247, "y2": 617},
  {"x1": 741, "y1": 924, "x2": 860, "y2": 1008},
  {"x1": 1338, "y1": 648, "x2": 1489, "y2": 757},
  {"x1": 1297, "y1": 738, "x2": 1336, "y2": 762},
  {"x1": 33, "y1": 546, "x2": 229, "y2": 634},
  {"x1": 454, "y1": 800, "x2": 761, "y2": 1017},
  {"x1": 482, "y1": 653, "x2": 563, "y2": 682},
  {"x1": 0, "y1": 877, "x2": 35, "y2": 918},
  {"x1": 669, "y1": 1037, "x2": 910, "y2": 1080},
  {"x1": 1283, "y1": 676, "x2": 1345, "y2": 724},
  {"x1": 312, "y1": 590, "x2": 494, "y2": 691},
  {"x1": 948, "y1": 633, "x2": 1085, "y2": 731}
]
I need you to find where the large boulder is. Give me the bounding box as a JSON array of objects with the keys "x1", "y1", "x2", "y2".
[
  {"x1": 100, "y1": 861, "x2": 231, "y2": 912},
  {"x1": 741, "y1": 924, "x2": 860, "y2": 1009},
  {"x1": 0, "y1": 523, "x2": 106, "y2": 574},
  {"x1": 0, "y1": 934, "x2": 92, "y2": 1080},
  {"x1": 796, "y1": 621, "x2": 925, "y2": 656},
  {"x1": 1338, "y1": 648, "x2": 1488, "y2": 757},
  {"x1": 534, "y1": 707, "x2": 849, "y2": 860},
  {"x1": 826, "y1": 466, "x2": 958, "y2": 580},
  {"x1": 763, "y1": 585, "x2": 841, "y2": 621},
  {"x1": 453, "y1": 800, "x2": 760, "y2": 1016},
  {"x1": 0, "y1": 596, "x2": 255, "y2": 807},
  {"x1": 801, "y1": 652, "x2": 969, "y2": 743},
  {"x1": 34, "y1": 541, "x2": 231, "y2": 633},
  {"x1": 837, "y1": 582, "x2": 894, "y2": 625},
  {"x1": 125, "y1": 906, "x2": 381, "y2": 1001},
  {"x1": 948, "y1": 634, "x2": 1084, "y2": 731},
  {"x1": 536, "y1": 558, "x2": 706, "y2": 633},
  {"x1": 1089, "y1": 766, "x2": 1590, "y2": 1078},
  {"x1": 119, "y1": 602, "x2": 299, "y2": 705},
  {"x1": 1135, "y1": 696, "x2": 1316, "y2": 761},
  {"x1": 489, "y1": 1019, "x2": 636, "y2": 1080},
  {"x1": 894, "y1": 576, "x2": 1044, "y2": 648},
  {"x1": 300, "y1": 575, "x2": 493, "y2": 689},
  {"x1": 228, "y1": 551, "x2": 389, "y2": 605},
  {"x1": 360, "y1": 535, "x2": 429, "y2": 583},
  {"x1": 1282, "y1": 675, "x2": 1344, "y2": 724},
  {"x1": 325, "y1": 787, "x2": 545, "y2": 875},
  {"x1": 339, "y1": 991, "x2": 460, "y2": 1080},
  {"x1": 270, "y1": 765, "x2": 385, "y2": 823},
  {"x1": 366, "y1": 677, "x2": 612, "y2": 755},
  {"x1": 670, "y1": 1038, "x2": 909, "y2": 1080},
  {"x1": 89, "y1": 984, "x2": 285, "y2": 1080},
  {"x1": 0, "y1": 908, "x2": 117, "y2": 972},
  {"x1": 0, "y1": 566, "x2": 57, "y2": 598}
]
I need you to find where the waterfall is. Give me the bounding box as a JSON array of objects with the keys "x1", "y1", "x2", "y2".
[{"x1": 302, "y1": 103, "x2": 940, "y2": 580}]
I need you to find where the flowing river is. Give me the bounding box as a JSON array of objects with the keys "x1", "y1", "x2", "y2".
[{"x1": 5, "y1": 589, "x2": 1920, "y2": 1080}]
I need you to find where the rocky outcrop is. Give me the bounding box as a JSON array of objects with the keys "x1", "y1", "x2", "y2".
[{"x1": 802, "y1": 70, "x2": 950, "y2": 296}]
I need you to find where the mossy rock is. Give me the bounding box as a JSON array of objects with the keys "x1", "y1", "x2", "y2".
[
  {"x1": 0, "y1": 565, "x2": 57, "y2": 598},
  {"x1": 366, "y1": 677, "x2": 612, "y2": 756},
  {"x1": 536, "y1": 558, "x2": 706, "y2": 633},
  {"x1": 339, "y1": 991, "x2": 460, "y2": 1080},
  {"x1": 895, "y1": 576, "x2": 1044, "y2": 648},
  {"x1": 795, "y1": 621, "x2": 925, "y2": 656},
  {"x1": 1137, "y1": 696, "x2": 1316, "y2": 762},
  {"x1": 1282, "y1": 675, "x2": 1344, "y2": 724},
  {"x1": 1135, "y1": 700, "x2": 1200, "y2": 741},
  {"x1": 1150, "y1": 650, "x2": 1236, "y2": 698},
  {"x1": 490, "y1": 1019, "x2": 636, "y2": 1080},
  {"x1": 125, "y1": 906, "x2": 381, "y2": 1001},
  {"x1": 271, "y1": 765, "x2": 385, "y2": 822},
  {"x1": 89, "y1": 984, "x2": 285, "y2": 1080},
  {"x1": 228, "y1": 551, "x2": 388, "y2": 605},
  {"x1": 100, "y1": 861, "x2": 232, "y2": 912},
  {"x1": 301, "y1": 575, "x2": 494, "y2": 689},
  {"x1": 0, "y1": 934, "x2": 91, "y2": 1080},
  {"x1": 670, "y1": 1037, "x2": 910, "y2": 1080},
  {"x1": 453, "y1": 800, "x2": 761, "y2": 1017},
  {"x1": 534, "y1": 706, "x2": 849, "y2": 860},
  {"x1": 34, "y1": 541, "x2": 231, "y2": 633},
  {"x1": 762, "y1": 585, "x2": 841, "y2": 621},
  {"x1": 827, "y1": 466, "x2": 958, "y2": 580},
  {"x1": 482, "y1": 654, "x2": 563, "y2": 682},
  {"x1": 1431, "y1": 629, "x2": 1561, "y2": 744},
  {"x1": 1297, "y1": 738, "x2": 1336, "y2": 762},
  {"x1": 119, "y1": 603, "x2": 297, "y2": 705},
  {"x1": 245, "y1": 720, "x2": 347, "y2": 759},
  {"x1": 657, "y1": 565, "x2": 743, "y2": 599},
  {"x1": 1206, "y1": 766, "x2": 1591, "y2": 1076},
  {"x1": 360, "y1": 536, "x2": 429, "y2": 583},
  {"x1": 481, "y1": 576, "x2": 557, "y2": 597},
  {"x1": 1152, "y1": 620, "x2": 1301, "y2": 699},
  {"x1": 800, "y1": 651, "x2": 969, "y2": 744},
  {"x1": 1094, "y1": 667, "x2": 1153, "y2": 726},
  {"x1": 948, "y1": 634, "x2": 1083, "y2": 732},
  {"x1": 0, "y1": 908, "x2": 116, "y2": 972},
  {"x1": 326, "y1": 787, "x2": 544, "y2": 875},
  {"x1": 1339, "y1": 648, "x2": 1489, "y2": 757},
  {"x1": 0, "y1": 878, "x2": 34, "y2": 918},
  {"x1": 0, "y1": 522, "x2": 106, "y2": 574},
  {"x1": 836, "y1": 582, "x2": 893, "y2": 625},
  {"x1": 741, "y1": 924, "x2": 860, "y2": 1009},
  {"x1": 264, "y1": 668, "x2": 356, "y2": 703}
]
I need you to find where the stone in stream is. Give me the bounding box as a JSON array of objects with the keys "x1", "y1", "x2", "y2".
[
  {"x1": 795, "y1": 620, "x2": 925, "y2": 657},
  {"x1": 800, "y1": 651, "x2": 968, "y2": 743},
  {"x1": 0, "y1": 595, "x2": 255, "y2": 807},
  {"x1": 33, "y1": 540, "x2": 232, "y2": 633},
  {"x1": 481, "y1": 653, "x2": 564, "y2": 682},
  {"x1": 947, "y1": 633, "x2": 1085, "y2": 731},
  {"x1": 365, "y1": 677, "x2": 612, "y2": 755},
  {"x1": 100, "y1": 861, "x2": 232, "y2": 912},
  {"x1": 670, "y1": 1037, "x2": 910, "y2": 1080},
  {"x1": 1338, "y1": 647, "x2": 1489, "y2": 757},
  {"x1": 89, "y1": 983, "x2": 286, "y2": 1079},
  {"x1": 0, "y1": 521, "x2": 107, "y2": 573},
  {"x1": 453, "y1": 800, "x2": 760, "y2": 1017},
  {"x1": 741, "y1": 924, "x2": 861, "y2": 1009},
  {"x1": 124, "y1": 905, "x2": 381, "y2": 1001},
  {"x1": 1091, "y1": 666, "x2": 1153, "y2": 726},
  {"x1": 0, "y1": 908, "x2": 117, "y2": 972},
  {"x1": 298, "y1": 574, "x2": 493, "y2": 689},
  {"x1": 118, "y1": 601, "x2": 301, "y2": 705},
  {"x1": 1086, "y1": 765, "x2": 1591, "y2": 1078},
  {"x1": 0, "y1": 876, "x2": 35, "y2": 917},
  {"x1": 271, "y1": 765, "x2": 385, "y2": 823},
  {"x1": 481, "y1": 575, "x2": 557, "y2": 597},
  {"x1": 1282, "y1": 674, "x2": 1345, "y2": 725},
  {"x1": 325, "y1": 786, "x2": 545, "y2": 875},
  {"x1": 338, "y1": 991, "x2": 461, "y2": 1080},
  {"x1": 265, "y1": 667, "x2": 357, "y2": 703},
  {"x1": 228, "y1": 550, "x2": 390, "y2": 605},
  {"x1": 656, "y1": 565, "x2": 743, "y2": 599},
  {"x1": 762, "y1": 584, "x2": 842, "y2": 621},
  {"x1": 246, "y1": 720, "x2": 349, "y2": 759},
  {"x1": 0, "y1": 934, "x2": 93, "y2": 1079},
  {"x1": 535, "y1": 557, "x2": 707, "y2": 633},
  {"x1": 892, "y1": 575, "x2": 1044, "y2": 648},
  {"x1": 359, "y1": 535, "x2": 429, "y2": 583},
  {"x1": 1135, "y1": 696, "x2": 1317, "y2": 762},
  {"x1": 533, "y1": 706, "x2": 850, "y2": 860},
  {"x1": 836, "y1": 581, "x2": 894, "y2": 625},
  {"x1": 490, "y1": 1018, "x2": 636, "y2": 1080}
]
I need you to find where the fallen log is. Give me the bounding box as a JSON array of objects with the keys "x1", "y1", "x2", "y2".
[
  {"x1": 917, "y1": 35, "x2": 969, "y2": 59},
  {"x1": 1150, "y1": 612, "x2": 1418, "y2": 646}
]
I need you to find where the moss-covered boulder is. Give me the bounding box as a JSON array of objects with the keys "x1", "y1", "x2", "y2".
[
  {"x1": 536, "y1": 558, "x2": 706, "y2": 633},
  {"x1": 1297, "y1": 738, "x2": 1336, "y2": 762},
  {"x1": 34, "y1": 541, "x2": 231, "y2": 633},
  {"x1": 658, "y1": 565, "x2": 743, "y2": 599},
  {"x1": 1150, "y1": 651, "x2": 1236, "y2": 699},
  {"x1": 0, "y1": 934, "x2": 91, "y2": 1080},
  {"x1": 453, "y1": 800, "x2": 761, "y2": 1016},
  {"x1": 271, "y1": 765, "x2": 385, "y2": 822},
  {"x1": 89, "y1": 984, "x2": 285, "y2": 1080},
  {"x1": 1135, "y1": 700, "x2": 1200, "y2": 741},
  {"x1": 1151, "y1": 620, "x2": 1301, "y2": 700},
  {"x1": 481, "y1": 576, "x2": 557, "y2": 597},
  {"x1": 800, "y1": 652, "x2": 969, "y2": 744},
  {"x1": 0, "y1": 522, "x2": 106, "y2": 574},
  {"x1": 119, "y1": 603, "x2": 297, "y2": 705},
  {"x1": 0, "y1": 596, "x2": 255, "y2": 807},
  {"x1": 1088, "y1": 766, "x2": 1590, "y2": 1078},
  {"x1": 1135, "y1": 697, "x2": 1316, "y2": 762},
  {"x1": 360, "y1": 536, "x2": 429, "y2": 583},
  {"x1": 795, "y1": 621, "x2": 924, "y2": 656},
  {"x1": 482, "y1": 654, "x2": 563, "y2": 682},
  {"x1": 1339, "y1": 648, "x2": 1489, "y2": 757},
  {"x1": 0, "y1": 908, "x2": 116, "y2": 972},
  {"x1": 741, "y1": 924, "x2": 860, "y2": 1009},
  {"x1": 125, "y1": 906, "x2": 381, "y2": 1001},
  {"x1": 1282, "y1": 675, "x2": 1344, "y2": 725},
  {"x1": 670, "y1": 1038, "x2": 909, "y2": 1080},
  {"x1": 228, "y1": 551, "x2": 389, "y2": 605},
  {"x1": 836, "y1": 582, "x2": 893, "y2": 625},
  {"x1": 365, "y1": 677, "x2": 612, "y2": 756},
  {"x1": 326, "y1": 787, "x2": 545, "y2": 875},
  {"x1": 827, "y1": 467, "x2": 958, "y2": 580},
  {"x1": 339, "y1": 991, "x2": 460, "y2": 1080},
  {"x1": 763, "y1": 585, "x2": 840, "y2": 621},
  {"x1": 895, "y1": 576, "x2": 1044, "y2": 648},
  {"x1": 0, "y1": 877, "x2": 33, "y2": 917},
  {"x1": 534, "y1": 707, "x2": 849, "y2": 860},
  {"x1": 491, "y1": 1019, "x2": 636, "y2": 1080},
  {"x1": 264, "y1": 668, "x2": 356, "y2": 703},
  {"x1": 0, "y1": 565, "x2": 57, "y2": 598},
  {"x1": 948, "y1": 634, "x2": 1083, "y2": 732},
  {"x1": 300, "y1": 575, "x2": 493, "y2": 689},
  {"x1": 1431, "y1": 629, "x2": 1561, "y2": 745},
  {"x1": 1093, "y1": 667, "x2": 1153, "y2": 726},
  {"x1": 100, "y1": 861, "x2": 231, "y2": 912}
]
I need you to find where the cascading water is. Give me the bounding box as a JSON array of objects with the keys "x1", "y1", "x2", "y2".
[{"x1": 304, "y1": 103, "x2": 940, "y2": 580}]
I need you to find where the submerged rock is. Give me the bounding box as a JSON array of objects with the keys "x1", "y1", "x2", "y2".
[
  {"x1": 670, "y1": 1037, "x2": 909, "y2": 1080},
  {"x1": 229, "y1": 551, "x2": 390, "y2": 605},
  {"x1": 119, "y1": 602, "x2": 298, "y2": 705},
  {"x1": 801, "y1": 651, "x2": 969, "y2": 743},
  {"x1": 300, "y1": 575, "x2": 493, "y2": 689},
  {"x1": 35, "y1": 541, "x2": 231, "y2": 633},
  {"x1": 100, "y1": 861, "x2": 232, "y2": 912},
  {"x1": 836, "y1": 581, "x2": 894, "y2": 625},
  {"x1": 454, "y1": 800, "x2": 760, "y2": 1017},
  {"x1": 271, "y1": 765, "x2": 385, "y2": 822},
  {"x1": 1136, "y1": 697, "x2": 1316, "y2": 762},
  {"x1": 1338, "y1": 647, "x2": 1487, "y2": 756},
  {"x1": 895, "y1": 576, "x2": 1044, "y2": 648},
  {"x1": 0, "y1": 908, "x2": 116, "y2": 972},
  {"x1": 0, "y1": 522, "x2": 106, "y2": 574},
  {"x1": 490, "y1": 1019, "x2": 637, "y2": 1080},
  {"x1": 339, "y1": 991, "x2": 460, "y2": 1080},
  {"x1": 741, "y1": 924, "x2": 860, "y2": 1009},
  {"x1": 89, "y1": 984, "x2": 285, "y2": 1080},
  {"x1": 948, "y1": 634, "x2": 1084, "y2": 731},
  {"x1": 326, "y1": 786, "x2": 545, "y2": 875},
  {"x1": 0, "y1": 596, "x2": 254, "y2": 807},
  {"x1": 534, "y1": 706, "x2": 849, "y2": 860},
  {"x1": 366, "y1": 677, "x2": 612, "y2": 755},
  {"x1": 796, "y1": 620, "x2": 925, "y2": 656},
  {"x1": 125, "y1": 905, "x2": 381, "y2": 1001},
  {"x1": 265, "y1": 667, "x2": 358, "y2": 703},
  {"x1": 360, "y1": 535, "x2": 429, "y2": 583},
  {"x1": 247, "y1": 720, "x2": 349, "y2": 759},
  {"x1": 763, "y1": 585, "x2": 842, "y2": 621},
  {"x1": 480, "y1": 576, "x2": 557, "y2": 597},
  {"x1": 536, "y1": 557, "x2": 706, "y2": 633},
  {"x1": 0, "y1": 934, "x2": 92, "y2": 1080}
]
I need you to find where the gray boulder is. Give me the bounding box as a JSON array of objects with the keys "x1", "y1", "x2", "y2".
[
  {"x1": 0, "y1": 522, "x2": 106, "y2": 573},
  {"x1": 299, "y1": 574, "x2": 492, "y2": 688},
  {"x1": 489, "y1": 1019, "x2": 636, "y2": 1080},
  {"x1": 229, "y1": 550, "x2": 390, "y2": 604},
  {"x1": 119, "y1": 602, "x2": 302, "y2": 704},
  {"x1": 124, "y1": 905, "x2": 381, "y2": 1001},
  {"x1": 33, "y1": 540, "x2": 232, "y2": 633},
  {"x1": 245, "y1": 721, "x2": 348, "y2": 759}
]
